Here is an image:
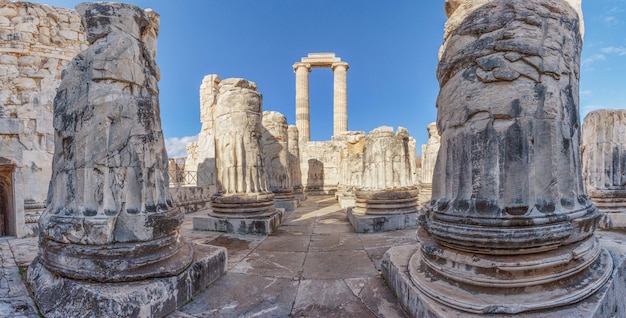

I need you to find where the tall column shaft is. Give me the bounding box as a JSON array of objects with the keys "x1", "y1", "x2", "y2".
[
  {"x1": 332, "y1": 62, "x2": 349, "y2": 136},
  {"x1": 294, "y1": 63, "x2": 310, "y2": 142}
]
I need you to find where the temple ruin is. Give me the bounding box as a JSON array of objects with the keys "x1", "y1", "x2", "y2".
[
  {"x1": 26, "y1": 3, "x2": 226, "y2": 316},
  {"x1": 0, "y1": 0, "x2": 625, "y2": 317}
]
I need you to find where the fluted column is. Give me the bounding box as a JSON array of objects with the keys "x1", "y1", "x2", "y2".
[
  {"x1": 293, "y1": 62, "x2": 310, "y2": 142},
  {"x1": 332, "y1": 62, "x2": 349, "y2": 136}
]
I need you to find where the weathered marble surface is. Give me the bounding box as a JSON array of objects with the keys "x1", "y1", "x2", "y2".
[
  {"x1": 288, "y1": 125, "x2": 305, "y2": 200},
  {"x1": 262, "y1": 111, "x2": 297, "y2": 211},
  {"x1": 384, "y1": 0, "x2": 613, "y2": 315},
  {"x1": 185, "y1": 74, "x2": 220, "y2": 187},
  {"x1": 417, "y1": 123, "x2": 440, "y2": 205},
  {"x1": 582, "y1": 109, "x2": 626, "y2": 229},
  {"x1": 27, "y1": 3, "x2": 226, "y2": 317},
  {"x1": 0, "y1": 1, "x2": 87, "y2": 237},
  {"x1": 348, "y1": 127, "x2": 419, "y2": 232},
  {"x1": 195, "y1": 78, "x2": 283, "y2": 234}
]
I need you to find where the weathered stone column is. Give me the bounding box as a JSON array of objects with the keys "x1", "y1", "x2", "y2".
[
  {"x1": 26, "y1": 4, "x2": 225, "y2": 317},
  {"x1": 335, "y1": 131, "x2": 366, "y2": 208},
  {"x1": 288, "y1": 125, "x2": 306, "y2": 201},
  {"x1": 294, "y1": 62, "x2": 311, "y2": 143},
  {"x1": 382, "y1": 0, "x2": 615, "y2": 315},
  {"x1": 332, "y1": 62, "x2": 349, "y2": 136},
  {"x1": 262, "y1": 111, "x2": 298, "y2": 211},
  {"x1": 347, "y1": 127, "x2": 419, "y2": 233},
  {"x1": 582, "y1": 109, "x2": 626, "y2": 229},
  {"x1": 193, "y1": 78, "x2": 284, "y2": 234},
  {"x1": 418, "y1": 123, "x2": 440, "y2": 205}
]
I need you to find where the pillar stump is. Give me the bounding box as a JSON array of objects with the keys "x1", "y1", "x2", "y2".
[
  {"x1": 263, "y1": 111, "x2": 298, "y2": 211},
  {"x1": 582, "y1": 109, "x2": 626, "y2": 229},
  {"x1": 382, "y1": 0, "x2": 617, "y2": 316},
  {"x1": 347, "y1": 127, "x2": 419, "y2": 233},
  {"x1": 193, "y1": 79, "x2": 283, "y2": 235},
  {"x1": 288, "y1": 125, "x2": 306, "y2": 201},
  {"x1": 417, "y1": 123, "x2": 440, "y2": 206},
  {"x1": 26, "y1": 4, "x2": 225, "y2": 317}
]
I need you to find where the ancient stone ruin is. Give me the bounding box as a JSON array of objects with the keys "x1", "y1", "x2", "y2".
[
  {"x1": 287, "y1": 124, "x2": 305, "y2": 201},
  {"x1": 262, "y1": 111, "x2": 298, "y2": 211},
  {"x1": 582, "y1": 109, "x2": 626, "y2": 229},
  {"x1": 0, "y1": 1, "x2": 86, "y2": 237},
  {"x1": 383, "y1": 0, "x2": 620, "y2": 316},
  {"x1": 417, "y1": 122, "x2": 440, "y2": 205},
  {"x1": 25, "y1": 3, "x2": 225, "y2": 317},
  {"x1": 192, "y1": 77, "x2": 284, "y2": 235},
  {"x1": 347, "y1": 126, "x2": 420, "y2": 232}
]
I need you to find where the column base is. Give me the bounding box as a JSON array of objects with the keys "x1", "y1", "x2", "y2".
[
  {"x1": 591, "y1": 195, "x2": 626, "y2": 229},
  {"x1": 27, "y1": 243, "x2": 227, "y2": 318},
  {"x1": 193, "y1": 209, "x2": 284, "y2": 235},
  {"x1": 381, "y1": 231, "x2": 623, "y2": 317},
  {"x1": 347, "y1": 208, "x2": 419, "y2": 233}
]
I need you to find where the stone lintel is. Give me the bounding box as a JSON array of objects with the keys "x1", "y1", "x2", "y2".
[
  {"x1": 301, "y1": 52, "x2": 342, "y2": 68},
  {"x1": 27, "y1": 243, "x2": 227, "y2": 318},
  {"x1": 347, "y1": 208, "x2": 419, "y2": 233},
  {"x1": 193, "y1": 209, "x2": 285, "y2": 235}
]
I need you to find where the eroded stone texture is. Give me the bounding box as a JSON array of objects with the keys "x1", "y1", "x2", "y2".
[
  {"x1": 27, "y1": 4, "x2": 225, "y2": 317},
  {"x1": 384, "y1": 0, "x2": 613, "y2": 315},
  {"x1": 262, "y1": 111, "x2": 297, "y2": 211},
  {"x1": 287, "y1": 125, "x2": 305, "y2": 201},
  {"x1": 0, "y1": 1, "x2": 87, "y2": 237},
  {"x1": 194, "y1": 78, "x2": 283, "y2": 234},
  {"x1": 347, "y1": 127, "x2": 419, "y2": 233},
  {"x1": 417, "y1": 123, "x2": 440, "y2": 205},
  {"x1": 335, "y1": 131, "x2": 366, "y2": 208},
  {"x1": 582, "y1": 110, "x2": 626, "y2": 229}
]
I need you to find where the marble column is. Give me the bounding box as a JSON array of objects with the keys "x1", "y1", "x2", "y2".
[
  {"x1": 332, "y1": 62, "x2": 349, "y2": 136},
  {"x1": 288, "y1": 125, "x2": 306, "y2": 201},
  {"x1": 347, "y1": 126, "x2": 419, "y2": 233},
  {"x1": 262, "y1": 111, "x2": 298, "y2": 211},
  {"x1": 294, "y1": 62, "x2": 311, "y2": 143},
  {"x1": 582, "y1": 109, "x2": 626, "y2": 229},
  {"x1": 382, "y1": 0, "x2": 613, "y2": 315},
  {"x1": 26, "y1": 4, "x2": 225, "y2": 317},
  {"x1": 193, "y1": 78, "x2": 284, "y2": 235},
  {"x1": 418, "y1": 123, "x2": 440, "y2": 205}
]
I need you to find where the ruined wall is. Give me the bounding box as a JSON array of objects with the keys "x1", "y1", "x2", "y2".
[{"x1": 0, "y1": 1, "x2": 86, "y2": 236}]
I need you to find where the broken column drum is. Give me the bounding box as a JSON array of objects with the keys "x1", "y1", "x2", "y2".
[
  {"x1": 262, "y1": 111, "x2": 297, "y2": 211},
  {"x1": 202, "y1": 78, "x2": 283, "y2": 234},
  {"x1": 26, "y1": 3, "x2": 226, "y2": 317},
  {"x1": 418, "y1": 123, "x2": 440, "y2": 205},
  {"x1": 582, "y1": 109, "x2": 626, "y2": 229},
  {"x1": 347, "y1": 127, "x2": 419, "y2": 232},
  {"x1": 287, "y1": 125, "x2": 305, "y2": 200},
  {"x1": 412, "y1": 0, "x2": 612, "y2": 314}
]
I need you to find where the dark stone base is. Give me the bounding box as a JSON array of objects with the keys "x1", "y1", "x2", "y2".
[
  {"x1": 347, "y1": 208, "x2": 419, "y2": 233},
  {"x1": 193, "y1": 209, "x2": 284, "y2": 235},
  {"x1": 381, "y1": 231, "x2": 626, "y2": 318},
  {"x1": 27, "y1": 243, "x2": 227, "y2": 318}
]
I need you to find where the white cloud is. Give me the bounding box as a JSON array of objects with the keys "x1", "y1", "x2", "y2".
[
  {"x1": 600, "y1": 46, "x2": 626, "y2": 56},
  {"x1": 579, "y1": 89, "x2": 592, "y2": 97},
  {"x1": 164, "y1": 135, "x2": 198, "y2": 158},
  {"x1": 581, "y1": 54, "x2": 605, "y2": 68}
]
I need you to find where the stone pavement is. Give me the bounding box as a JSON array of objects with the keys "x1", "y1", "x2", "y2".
[{"x1": 0, "y1": 195, "x2": 413, "y2": 317}]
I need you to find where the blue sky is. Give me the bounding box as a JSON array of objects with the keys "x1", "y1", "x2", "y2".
[{"x1": 31, "y1": 0, "x2": 626, "y2": 157}]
